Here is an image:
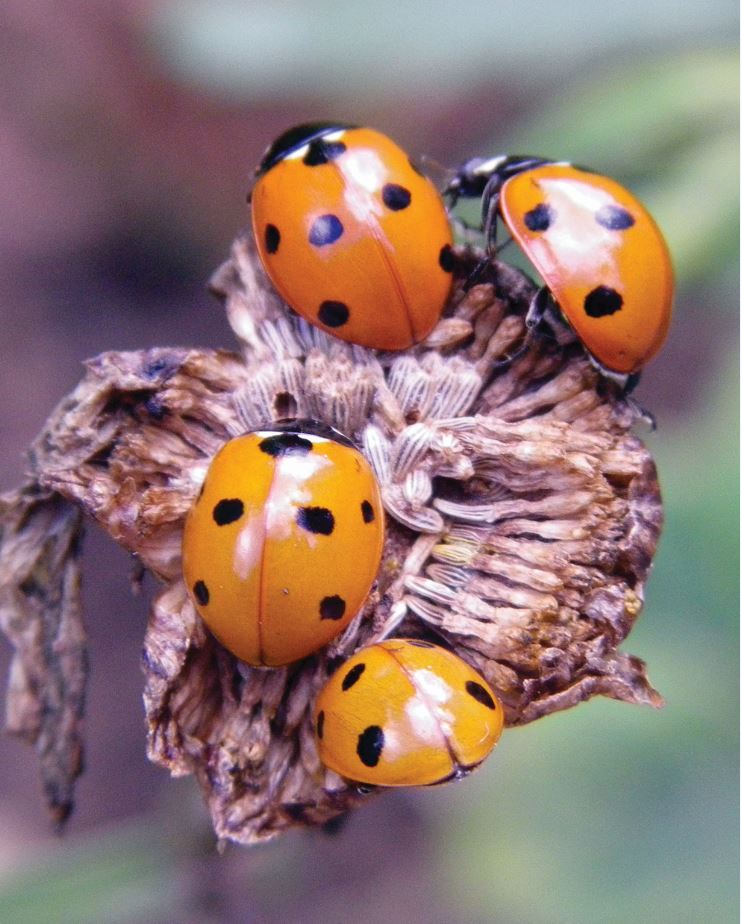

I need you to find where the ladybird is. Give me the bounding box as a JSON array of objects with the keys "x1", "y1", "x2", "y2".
[
  {"x1": 249, "y1": 122, "x2": 455, "y2": 351},
  {"x1": 445, "y1": 156, "x2": 673, "y2": 383},
  {"x1": 314, "y1": 640, "x2": 504, "y2": 786},
  {"x1": 182, "y1": 420, "x2": 384, "y2": 667}
]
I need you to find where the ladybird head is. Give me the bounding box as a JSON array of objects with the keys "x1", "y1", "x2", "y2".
[
  {"x1": 257, "y1": 417, "x2": 357, "y2": 449},
  {"x1": 443, "y1": 156, "x2": 499, "y2": 203},
  {"x1": 445, "y1": 154, "x2": 558, "y2": 206}
]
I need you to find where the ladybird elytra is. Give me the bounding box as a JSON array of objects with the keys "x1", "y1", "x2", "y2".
[
  {"x1": 446, "y1": 157, "x2": 673, "y2": 377},
  {"x1": 250, "y1": 123, "x2": 455, "y2": 351},
  {"x1": 182, "y1": 420, "x2": 384, "y2": 667},
  {"x1": 314, "y1": 640, "x2": 504, "y2": 786}
]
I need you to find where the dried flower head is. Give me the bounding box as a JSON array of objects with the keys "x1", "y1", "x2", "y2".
[{"x1": 0, "y1": 232, "x2": 663, "y2": 844}]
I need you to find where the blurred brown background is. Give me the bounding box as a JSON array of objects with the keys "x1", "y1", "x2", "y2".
[{"x1": 0, "y1": 2, "x2": 738, "y2": 922}]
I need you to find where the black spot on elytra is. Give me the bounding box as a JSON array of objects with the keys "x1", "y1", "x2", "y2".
[
  {"x1": 466, "y1": 680, "x2": 497, "y2": 709},
  {"x1": 212, "y1": 498, "x2": 244, "y2": 525},
  {"x1": 309, "y1": 214, "x2": 344, "y2": 247},
  {"x1": 316, "y1": 710, "x2": 325, "y2": 739},
  {"x1": 193, "y1": 580, "x2": 209, "y2": 606},
  {"x1": 259, "y1": 432, "x2": 313, "y2": 457},
  {"x1": 342, "y1": 661, "x2": 365, "y2": 690},
  {"x1": 594, "y1": 204, "x2": 635, "y2": 231},
  {"x1": 584, "y1": 285, "x2": 623, "y2": 318},
  {"x1": 361, "y1": 500, "x2": 375, "y2": 523},
  {"x1": 296, "y1": 506, "x2": 335, "y2": 535},
  {"x1": 382, "y1": 183, "x2": 412, "y2": 211},
  {"x1": 265, "y1": 223, "x2": 281, "y2": 254},
  {"x1": 357, "y1": 724, "x2": 384, "y2": 767},
  {"x1": 320, "y1": 595, "x2": 347, "y2": 621},
  {"x1": 407, "y1": 639, "x2": 435, "y2": 648},
  {"x1": 303, "y1": 139, "x2": 347, "y2": 166},
  {"x1": 318, "y1": 300, "x2": 350, "y2": 327},
  {"x1": 523, "y1": 202, "x2": 554, "y2": 232},
  {"x1": 212, "y1": 497, "x2": 244, "y2": 526},
  {"x1": 342, "y1": 662, "x2": 366, "y2": 690},
  {"x1": 439, "y1": 243, "x2": 455, "y2": 273}
]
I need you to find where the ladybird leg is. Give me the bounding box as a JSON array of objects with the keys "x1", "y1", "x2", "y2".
[
  {"x1": 525, "y1": 285, "x2": 553, "y2": 331},
  {"x1": 604, "y1": 371, "x2": 658, "y2": 429},
  {"x1": 481, "y1": 189, "x2": 522, "y2": 257},
  {"x1": 481, "y1": 185, "x2": 501, "y2": 254},
  {"x1": 486, "y1": 287, "x2": 548, "y2": 370},
  {"x1": 627, "y1": 396, "x2": 657, "y2": 431},
  {"x1": 488, "y1": 335, "x2": 531, "y2": 371},
  {"x1": 590, "y1": 364, "x2": 657, "y2": 427},
  {"x1": 444, "y1": 175, "x2": 487, "y2": 244},
  {"x1": 493, "y1": 283, "x2": 576, "y2": 372},
  {"x1": 489, "y1": 286, "x2": 559, "y2": 369},
  {"x1": 493, "y1": 234, "x2": 516, "y2": 254},
  {"x1": 624, "y1": 371, "x2": 641, "y2": 395},
  {"x1": 461, "y1": 256, "x2": 492, "y2": 291},
  {"x1": 591, "y1": 362, "x2": 635, "y2": 393}
]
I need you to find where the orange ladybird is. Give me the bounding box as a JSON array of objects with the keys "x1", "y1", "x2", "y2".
[
  {"x1": 314, "y1": 640, "x2": 504, "y2": 786},
  {"x1": 250, "y1": 123, "x2": 455, "y2": 351},
  {"x1": 446, "y1": 156, "x2": 673, "y2": 383},
  {"x1": 182, "y1": 420, "x2": 384, "y2": 667}
]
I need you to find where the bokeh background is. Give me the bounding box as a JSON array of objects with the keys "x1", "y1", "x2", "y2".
[{"x1": 0, "y1": 2, "x2": 737, "y2": 922}]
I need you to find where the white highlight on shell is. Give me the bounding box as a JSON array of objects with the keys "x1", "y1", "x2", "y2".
[
  {"x1": 265, "y1": 452, "x2": 332, "y2": 542},
  {"x1": 403, "y1": 695, "x2": 440, "y2": 745},
  {"x1": 404, "y1": 669, "x2": 455, "y2": 742},
  {"x1": 537, "y1": 177, "x2": 617, "y2": 274},
  {"x1": 378, "y1": 726, "x2": 400, "y2": 762},
  {"x1": 233, "y1": 514, "x2": 264, "y2": 580},
  {"x1": 340, "y1": 150, "x2": 386, "y2": 223}
]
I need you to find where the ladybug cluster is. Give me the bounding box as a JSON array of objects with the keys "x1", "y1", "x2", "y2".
[
  {"x1": 182, "y1": 417, "x2": 503, "y2": 786},
  {"x1": 183, "y1": 122, "x2": 674, "y2": 789}
]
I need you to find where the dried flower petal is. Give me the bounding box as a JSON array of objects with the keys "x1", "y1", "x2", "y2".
[{"x1": 0, "y1": 485, "x2": 86, "y2": 825}]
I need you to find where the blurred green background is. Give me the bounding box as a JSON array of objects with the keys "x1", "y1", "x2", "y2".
[{"x1": 0, "y1": 2, "x2": 737, "y2": 922}]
